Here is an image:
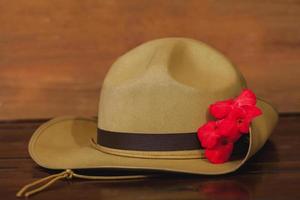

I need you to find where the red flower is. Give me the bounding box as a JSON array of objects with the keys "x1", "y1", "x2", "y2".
[
  {"x1": 227, "y1": 106, "x2": 262, "y2": 133},
  {"x1": 209, "y1": 89, "x2": 259, "y2": 120},
  {"x1": 197, "y1": 121, "x2": 221, "y2": 149},
  {"x1": 197, "y1": 120, "x2": 240, "y2": 149},
  {"x1": 197, "y1": 119, "x2": 240, "y2": 164},
  {"x1": 235, "y1": 89, "x2": 257, "y2": 107},
  {"x1": 209, "y1": 99, "x2": 234, "y2": 119},
  {"x1": 217, "y1": 119, "x2": 240, "y2": 142},
  {"x1": 204, "y1": 142, "x2": 233, "y2": 164},
  {"x1": 197, "y1": 89, "x2": 262, "y2": 164}
]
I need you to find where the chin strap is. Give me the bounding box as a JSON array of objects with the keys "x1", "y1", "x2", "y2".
[{"x1": 16, "y1": 169, "x2": 149, "y2": 197}]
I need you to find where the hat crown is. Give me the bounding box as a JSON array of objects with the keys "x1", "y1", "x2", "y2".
[{"x1": 98, "y1": 38, "x2": 246, "y2": 133}]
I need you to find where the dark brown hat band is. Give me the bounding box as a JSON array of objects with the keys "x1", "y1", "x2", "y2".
[{"x1": 97, "y1": 129, "x2": 202, "y2": 151}]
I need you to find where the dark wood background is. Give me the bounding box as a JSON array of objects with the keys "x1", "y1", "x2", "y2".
[
  {"x1": 1, "y1": 1, "x2": 300, "y2": 199},
  {"x1": 0, "y1": 0, "x2": 299, "y2": 120}
]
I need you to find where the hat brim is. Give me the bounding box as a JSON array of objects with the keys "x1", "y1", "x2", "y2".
[{"x1": 29, "y1": 99, "x2": 278, "y2": 175}]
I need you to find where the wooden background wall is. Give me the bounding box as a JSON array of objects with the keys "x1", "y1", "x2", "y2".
[{"x1": 0, "y1": 0, "x2": 299, "y2": 120}]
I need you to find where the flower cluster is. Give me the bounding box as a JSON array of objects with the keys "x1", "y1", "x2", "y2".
[{"x1": 197, "y1": 89, "x2": 262, "y2": 164}]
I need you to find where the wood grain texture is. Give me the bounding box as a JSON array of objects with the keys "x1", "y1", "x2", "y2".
[
  {"x1": 0, "y1": 0, "x2": 300, "y2": 120},
  {"x1": 0, "y1": 115, "x2": 299, "y2": 199}
]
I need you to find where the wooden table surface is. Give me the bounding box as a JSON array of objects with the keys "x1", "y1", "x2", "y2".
[{"x1": 0, "y1": 114, "x2": 299, "y2": 200}]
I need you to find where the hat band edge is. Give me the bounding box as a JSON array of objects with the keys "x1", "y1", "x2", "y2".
[{"x1": 96, "y1": 128, "x2": 203, "y2": 159}]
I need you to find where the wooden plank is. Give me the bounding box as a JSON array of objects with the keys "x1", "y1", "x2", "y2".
[
  {"x1": 0, "y1": 0, "x2": 299, "y2": 120},
  {"x1": 0, "y1": 115, "x2": 299, "y2": 199}
]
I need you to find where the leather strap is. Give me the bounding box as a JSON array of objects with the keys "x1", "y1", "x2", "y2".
[{"x1": 97, "y1": 129, "x2": 202, "y2": 151}]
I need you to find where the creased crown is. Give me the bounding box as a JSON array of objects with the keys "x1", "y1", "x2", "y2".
[{"x1": 98, "y1": 38, "x2": 246, "y2": 133}]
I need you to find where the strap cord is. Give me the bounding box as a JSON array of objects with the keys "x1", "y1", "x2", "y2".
[{"x1": 16, "y1": 169, "x2": 149, "y2": 197}]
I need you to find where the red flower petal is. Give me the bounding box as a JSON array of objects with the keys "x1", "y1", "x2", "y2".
[
  {"x1": 235, "y1": 89, "x2": 256, "y2": 106},
  {"x1": 243, "y1": 105, "x2": 262, "y2": 119},
  {"x1": 197, "y1": 121, "x2": 221, "y2": 149},
  {"x1": 238, "y1": 119, "x2": 251, "y2": 133},
  {"x1": 209, "y1": 99, "x2": 234, "y2": 119},
  {"x1": 217, "y1": 119, "x2": 241, "y2": 142},
  {"x1": 227, "y1": 106, "x2": 261, "y2": 134},
  {"x1": 205, "y1": 142, "x2": 234, "y2": 164}
]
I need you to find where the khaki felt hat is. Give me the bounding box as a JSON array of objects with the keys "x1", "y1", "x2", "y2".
[{"x1": 20, "y1": 38, "x2": 278, "y2": 196}]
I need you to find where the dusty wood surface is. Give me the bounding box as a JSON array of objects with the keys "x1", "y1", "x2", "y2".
[
  {"x1": 0, "y1": 114, "x2": 299, "y2": 199},
  {"x1": 0, "y1": 0, "x2": 300, "y2": 120}
]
